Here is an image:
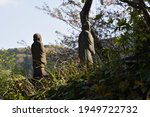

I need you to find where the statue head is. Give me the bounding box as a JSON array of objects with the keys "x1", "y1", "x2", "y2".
[
  {"x1": 33, "y1": 33, "x2": 42, "y2": 42},
  {"x1": 82, "y1": 21, "x2": 91, "y2": 31}
]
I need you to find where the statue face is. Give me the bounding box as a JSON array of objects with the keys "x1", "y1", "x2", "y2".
[{"x1": 33, "y1": 33, "x2": 42, "y2": 42}]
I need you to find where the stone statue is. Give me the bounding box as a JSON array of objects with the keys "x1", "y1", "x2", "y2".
[
  {"x1": 31, "y1": 33, "x2": 49, "y2": 78},
  {"x1": 78, "y1": 21, "x2": 95, "y2": 66}
]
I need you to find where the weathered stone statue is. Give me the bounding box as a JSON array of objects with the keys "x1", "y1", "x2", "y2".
[
  {"x1": 78, "y1": 21, "x2": 95, "y2": 66},
  {"x1": 31, "y1": 33, "x2": 49, "y2": 78}
]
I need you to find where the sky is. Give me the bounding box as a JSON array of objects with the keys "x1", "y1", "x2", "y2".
[
  {"x1": 0, "y1": 0, "x2": 70, "y2": 49},
  {"x1": 0, "y1": 0, "x2": 104, "y2": 49}
]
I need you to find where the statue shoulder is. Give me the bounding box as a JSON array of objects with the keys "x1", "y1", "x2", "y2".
[{"x1": 84, "y1": 30, "x2": 92, "y2": 35}]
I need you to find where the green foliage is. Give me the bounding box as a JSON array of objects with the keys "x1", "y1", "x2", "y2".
[
  {"x1": 94, "y1": 11, "x2": 104, "y2": 20},
  {"x1": 0, "y1": 43, "x2": 150, "y2": 100},
  {"x1": 0, "y1": 50, "x2": 16, "y2": 70}
]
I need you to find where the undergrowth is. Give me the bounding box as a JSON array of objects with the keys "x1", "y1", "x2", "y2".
[{"x1": 0, "y1": 47, "x2": 150, "y2": 100}]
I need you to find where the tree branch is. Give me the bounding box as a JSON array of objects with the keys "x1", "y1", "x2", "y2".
[
  {"x1": 120, "y1": 0, "x2": 150, "y2": 29},
  {"x1": 80, "y1": 0, "x2": 93, "y2": 24},
  {"x1": 120, "y1": 0, "x2": 139, "y2": 9}
]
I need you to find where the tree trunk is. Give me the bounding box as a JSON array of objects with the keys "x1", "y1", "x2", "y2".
[{"x1": 80, "y1": 0, "x2": 93, "y2": 24}]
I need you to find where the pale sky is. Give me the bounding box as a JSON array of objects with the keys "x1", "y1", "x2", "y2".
[
  {"x1": 0, "y1": 0, "x2": 105, "y2": 49},
  {"x1": 0, "y1": 0, "x2": 69, "y2": 49}
]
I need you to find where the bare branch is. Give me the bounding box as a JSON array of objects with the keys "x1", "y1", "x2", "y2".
[{"x1": 120, "y1": 0, "x2": 139, "y2": 9}]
